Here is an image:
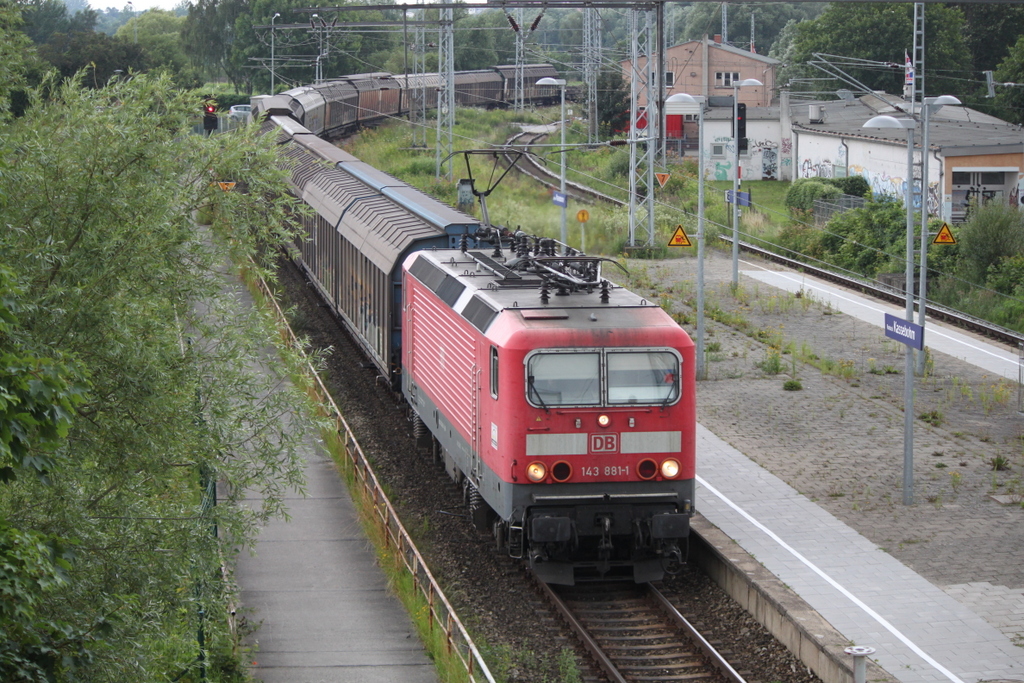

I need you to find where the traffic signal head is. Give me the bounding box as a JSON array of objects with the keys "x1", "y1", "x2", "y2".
[
  {"x1": 734, "y1": 102, "x2": 747, "y2": 152},
  {"x1": 205, "y1": 104, "x2": 216, "y2": 115}
]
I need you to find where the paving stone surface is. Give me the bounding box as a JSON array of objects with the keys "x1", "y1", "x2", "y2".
[{"x1": 626, "y1": 251, "x2": 1024, "y2": 641}]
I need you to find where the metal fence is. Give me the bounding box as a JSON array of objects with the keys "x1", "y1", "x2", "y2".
[
  {"x1": 191, "y1": 114, "x2": 249, "y2": 136},
  {"x1": 254, "y1": 272, "x2": 497, "y2": 683},
  {"x1": 813, "y1": 193, "x2": 866, "y2": 224}
]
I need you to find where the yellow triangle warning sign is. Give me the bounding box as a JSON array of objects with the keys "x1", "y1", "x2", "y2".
[
  {"x1": 218, "y1": 182, "x2": 236, "y2": 191},
  {"x1": 933, "y1": 223, "x2": 956, "y2": 245},
  {"x1": 655, "y1": 172, "x2": 671, "y2": 188},
  {"x1": 668, "y1": 225, "x2": 692, "y2": 247}
]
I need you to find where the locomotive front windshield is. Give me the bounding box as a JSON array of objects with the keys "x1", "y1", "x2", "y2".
[
  {"x1": 526, "y1": 349, "x2": 680, "y2": 408},
  {"x1": 527, "y1": 352, "x2": 601, "y2": 406}
]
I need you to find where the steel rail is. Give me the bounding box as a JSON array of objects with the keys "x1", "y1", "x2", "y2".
[
  {"x1": 530, "y1": 569, "x2": 750, "y2": 683},
  {"x1": 529, "y1": 573, "x2": 630, "y2": 683},
  {"x1": 648, "y1": 583, "x2": 748, "y2": 683}
]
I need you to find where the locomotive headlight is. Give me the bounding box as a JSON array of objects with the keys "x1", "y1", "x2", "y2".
[
  {"x1": 597, "y1": 414, "x2": 611, "y2": 428},
  {"x1": 526, "y1": 461, "x2": 547, "y2": 483},
  {"x1": 660, "y1": 458, "x2": 681, "y2": 479}
]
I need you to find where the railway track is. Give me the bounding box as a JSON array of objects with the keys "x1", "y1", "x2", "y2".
[
  {"x1": 532, "y1": 575, "x2": 748, "y2": 683},
  {"x1": 505, "y1": 131, "x2": 1024, "y2": 350},
  {"x1": 503, "y1": 130, "x2": 623, "y2": 206}
]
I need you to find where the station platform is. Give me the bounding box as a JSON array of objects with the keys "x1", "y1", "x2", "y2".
[
  {"x1": 698, "y1": 424, "x2": 1024, "y2": 682},
  {"x1": 691, "y1": 260, "x2": 1024, "y2": 683}
]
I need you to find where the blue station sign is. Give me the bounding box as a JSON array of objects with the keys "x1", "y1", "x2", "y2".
[
  {"x1": 884, "y1": 313, "x2": 924, "y2": 351},
  {"x1": 726, "y1": 190, "x2": 750, "y2": 206},
  {"x1": 552, "y1": 191, "x2": 567, "y2": 207}
]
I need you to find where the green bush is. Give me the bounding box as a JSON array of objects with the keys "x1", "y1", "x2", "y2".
[
  {"x1": 784, "y1": 178, "x2": 842, "y2": 213},
  {"x1": 956, "y1": 202, "x2": 1024, "y2": 284},
  {"x1": 783, "y1": 379, "x2": 803, "y2": 391},
  {"x1": 827, "y1": 175, "x2": 871, "y2": 198},
  {"x1": 607, "y1": 150, "x2": 631, "y2": 179}
]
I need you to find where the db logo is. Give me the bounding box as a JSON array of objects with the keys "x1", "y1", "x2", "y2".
[{"x1": 590, "y1": 433, "x2": 619, "y2": 453}]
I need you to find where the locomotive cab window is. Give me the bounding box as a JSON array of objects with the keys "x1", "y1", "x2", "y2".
[
  {"x1": 527, "y1": 352, "x2": 600, "y2": 407},
  {"x1": 490, "y1": 346, "x2": 499, "y2": 399},
  {"x1": 607, "y1": 351, "x2": 679, "y2": 404}
]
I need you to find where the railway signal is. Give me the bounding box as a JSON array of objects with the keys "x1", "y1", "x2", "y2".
[
  {"x1": 203, "y1": 103, "x2": 218, "y2": 133},
  {"x1": 734, "y1": 102, "x2": 747, "y2": 152}
]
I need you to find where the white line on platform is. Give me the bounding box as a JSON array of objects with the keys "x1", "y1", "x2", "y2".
[{"x1": 697, "y1": 474, "x2": 966, "y2": 683}]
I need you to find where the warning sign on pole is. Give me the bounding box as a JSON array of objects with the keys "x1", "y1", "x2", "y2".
[
  {"x1": 668, "y1": 225, "x2": 692, "y2": 247},
  {"x1": 655, "y1": 172, "x2": 670, "y2": 188},
  {"x1": 933, "y1": 223, "x2": 956, "y2": 245}
]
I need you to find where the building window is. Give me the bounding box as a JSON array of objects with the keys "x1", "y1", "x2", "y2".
[
  {"x1": 715, "y1": 72, "x2": 741, "y2": 87},
  {"x1": 980, "y1": 171, "x2": 1005, "y2": 185},
  {"x1": 683, "y1": 114, "x2": 698, "y2": 122},
  {"x1": 665, "y1": 72, "x2": 675, "y2": 87},
  {"x1": 712, "y1": 143, "x2": 726, "y2": 158}
]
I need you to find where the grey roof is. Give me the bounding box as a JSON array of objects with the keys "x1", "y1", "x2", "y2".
[
  {"x1": 669, "y1": 39, "x2": 781, "y2": 66},
  {"x1": 790, "y1": 93, "x2": 1024, "y2": 154}
]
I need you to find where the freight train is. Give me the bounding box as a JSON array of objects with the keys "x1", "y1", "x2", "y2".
[
  {"x1": 258, "y1": 80, "x2": 696, "y2": 585},
  {"x1": 251, "y1": 64, "x2": 560, "y2": 138}
]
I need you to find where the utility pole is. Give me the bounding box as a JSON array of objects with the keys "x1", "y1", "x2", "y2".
[
  {"x1": 627, "y1": 7, "x2": 657, "y2": 249},
  {"x1": 435, "y1": 8, "x2": 455, "y2": 179},
  {"x1": 583, "y1": 7, "x2": 601, "y2": 144}
]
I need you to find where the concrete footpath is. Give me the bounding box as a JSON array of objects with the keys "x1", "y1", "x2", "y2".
[{"x1": 230, "y1": 278, "x2": 436, "y2": 683}]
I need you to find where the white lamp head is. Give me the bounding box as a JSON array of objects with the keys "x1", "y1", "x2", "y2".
[
  {"x1": 863, "y1": 115, "x2": 914, "y2": 130},
  {"x1": 537, "y1": 77, "x2": 567, "y2": 87}
]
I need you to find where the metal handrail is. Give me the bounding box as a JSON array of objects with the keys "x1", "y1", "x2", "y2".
[{"x1": 253, "y1": 271, "x2": 496, "y2": 683}]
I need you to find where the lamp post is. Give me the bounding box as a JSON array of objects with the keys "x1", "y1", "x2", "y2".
[
  {"x1": 271, "y1": 12, "x2": 280, "y2": 94},
  {"x1": 666, "y1": 92, "x2": 707, "y2": 380},
  {"x1": 863, "y1": 114, "x2": 916, "y2": 505},
  {"x1": 731, "y1": 78, "x2": 762, "y2": 288},
  {"x1": 537, "y1": 77, "x2": 568, "y2": 248},
  {"x1": 916, "y1": 95, "x2": 961, "y2": 376}
]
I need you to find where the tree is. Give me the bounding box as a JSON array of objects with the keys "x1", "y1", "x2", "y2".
[
  {"x1": 0, "y1": 71, "x2": 311, "y2": 679},
  {"x1": 0, "y1": 0, "x2": 32, "y2": 118},
  {"x1": 19, "y1": 0, "x2": 95, "y2": 44},
  {"x1": 953, "y1": 3, "x2": 1024, "y2": 74},
  {"x1": 673, "y1": 2, "x2": 825, "y2": 56},
  {"x1": 787, "y1": 3, "x2": 971, "y2": 100},
  {"x1": 596, "y1": 64, "x2": 629, "y2": 135},
  {"x1": 955, "y1": 201, "x2": 1024, "y2": 284},
  {"x1": 114, "y1": 9, "x2": 189, "y2": 76},
  {"x1": 992, "y1": 35, "x2": 1024, "y2": 125}
]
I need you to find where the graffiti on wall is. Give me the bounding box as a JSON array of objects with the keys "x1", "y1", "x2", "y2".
[
  {"x1": 714, "y1": 161, "x2": 732, "y2": 181},
  {"x1": 844, "y1": 163, "x2": 941, "y2": 213},
  {"x1": 762, "y1": 148, "x2": 778, "y2": 181},
  {"x1": 800, "y1": 158, "x2": 834, "y2": 178}
]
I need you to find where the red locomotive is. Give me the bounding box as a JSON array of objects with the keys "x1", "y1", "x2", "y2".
[{"x1": 402, "y1": 232, "x2": 695, "y2": 584}]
